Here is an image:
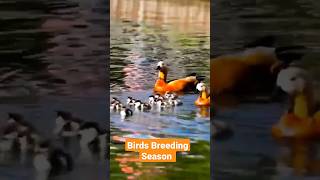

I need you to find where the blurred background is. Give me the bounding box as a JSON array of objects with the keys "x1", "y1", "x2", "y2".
[
  {"x1": 0, "y1": 0, "x2": 108, "y2": 179},
  {"x1": 212, "y1": 0, "x2": 320, "y2": 179}
]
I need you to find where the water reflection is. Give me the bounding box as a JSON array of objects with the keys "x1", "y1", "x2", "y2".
[
  {"x1": 111, "y1": 0, "x2": 210, "y2": 34},
  {"x1": 0, "y1": 0, "x2": 107, "y2": 179},
  {"x1": 111, "y1": 0, "x2": 210, "y2": 92},
  {"x1": 0, "y1": 0, "x2": 106, "y2": 98}
]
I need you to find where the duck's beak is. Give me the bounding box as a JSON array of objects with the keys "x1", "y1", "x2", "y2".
[{"x1": 156, "y1": 66, "x2": 161, "y2": 70}]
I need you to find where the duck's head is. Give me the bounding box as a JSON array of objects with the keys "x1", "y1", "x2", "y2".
[
  {"x1": 155, "y1": 61, "x2": 167, "y2": 80},
  {"x1": 276, "y1": 67, "x2": 309, "y2": 95},
  {"x1": 196, "y1": 82, "x2": 207, "y2": 92},
  {"x1": 156, "y1": 61, "x2": 165, "y2": 70}
]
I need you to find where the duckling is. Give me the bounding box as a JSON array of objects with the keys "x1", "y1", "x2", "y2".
[
  {"x1": 110, "y1": 97, "x2": 120, "y2": 110},
  {"x1": 154, "y1": 61, "x2": 203, "y2": 93},
  {"x1": 195, "y1": 82, "x2": 210, "y2": 106},
  {"x1": 17, "y1": 127, "x2": 41, "y2": 153},
  {"x1": 3, "y1": 113, "x2": 31, "y2": 134},
  {"x1": 271, "y1": 66, "x2": 320, "y2": 139},
  {"x1": 211, "y1": 36, "x2": 306, "y2": 95},
  {"x1": 78, "y1": 122, "x2": 107, "y2": 159},
  {"x1": 111, "y1": 97, "x2": 120, "y2": 105},
  {"x1": 33, "y1": 140, "x2": 73, "y2": 180},
  {"x1": 156, "y1": 99, "x2": 168, "y2": 110},
  {"x1": 115, "y1": 102, "x2": 123, "y2": 111},
  {"x1": 154, "y1": 94, "x2": 161, "y2": 100},
  {"x1": 127, "y1": 96, "x2": 136, "y2": 107},
  {"x1": 120, "y1": 106, "x2": 133, "y2": 120},
  {"x1": 54, "y1": 111, "x2": 71, "y2": 135},
  {"x1": 169, "y1": 96, "x2": 183, "y2": 106},
  {"x1": 58, "y1": 116, "x2": 84, "y2": 138},
  {"x1": 143, "y1": 102, "x2": 152, "y2": 111},
  {"x1": 148, "y1": 95, "x2": 156, "y2": 105}
]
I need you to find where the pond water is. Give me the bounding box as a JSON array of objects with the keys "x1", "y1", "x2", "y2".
[
  {"x1": 110, "y1": 0, "x2": 210, "y2": 179},
  {"x1": 213, "y1": 0, "x2": 320, "y2": 179},
  {"x1": 0, "y1": 0, "x2": 107, "y2": 179}
]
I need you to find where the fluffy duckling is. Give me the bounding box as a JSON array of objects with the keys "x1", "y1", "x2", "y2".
[
  {"x1": 54, "y1": 111, "x2": 83, "y2": 138},
  {"x1": 164, "y1": 92, "x2": 182, "y2": 106},
  {"x1": 126, "y1": 96, "x2": 136, "y2": 107},
  {"x1": 120, "y1": 106, "x2": 133, "y2": 120},
  {"x1": 110, "y1": 97, "x2": 121, "y2": 110},
  {"x1": 195, "y1": 82, "x2": 210, "y2": 106},
  {"x1": 3, "y1": 113, "x2": 32, "y2": 134},
  {"x1": 53, "y1": 111, "x2": 72, "y2": 136},
  {"x1": 134, "y1": 100, "x2": 152, "y2": 111},
  {"x1": 154, "y1": 61, "x2": 203, "y2": 93},
  {"x1": 59, "y1": 117, "x2": 84, "y2": 137},
  {"x1": 33, "y1": 141, "x2": 73, "y2": 180},
  {"x1": 156, "y1": 99, "x2": 168, "y2": 110},
  {"x1": 78, "y1": 122, "x2": 107, "y2": 158},
  {"x1": 169, "y1": 96, "x2": 183, "y2": 106},
  {"x1": 148, "y1": 95, "x2": 156, "y2": 105},
  {"x1": 17, "y1": 127, "x2": 41, "y2": 153},
  {"x1": 272, "y1": 66, "x2": 320, "y2": 139},
  {"x1": 211, "y1": 36, "x2": 306, "y2": 95}
]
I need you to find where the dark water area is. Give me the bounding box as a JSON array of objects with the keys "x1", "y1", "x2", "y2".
[
  {"x1": 0, "y1": 0, "x2": 107, "y2": 97},
  {"x1": 213, "y1": 0, "x2": 320, "y2": 179},
  {"x1": 0, "y1": 0, "x2": 108, "y2": 179}
]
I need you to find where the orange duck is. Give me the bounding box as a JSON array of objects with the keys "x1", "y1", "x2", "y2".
[
  {"x1": 195, "y1": 82, "x2": 210, "y2": 106},
  {"x1": 271, "y1": 67, "x2": 320, "y2": 139},
  {"x1": 154, "y1": 61, "x2": 201, "y2": 94},
  {"x1": 211, "y1": 36, "x2": 306, "y2": 95}
]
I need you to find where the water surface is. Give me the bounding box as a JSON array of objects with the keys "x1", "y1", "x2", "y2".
[{"x1": 0, "y1": 0, "x2": 107, "y2": 179}]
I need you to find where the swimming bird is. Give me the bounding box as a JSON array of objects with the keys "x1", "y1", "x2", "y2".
[
  {"x1": 211, "y1": 36, "x2": 306, "y2": 96},
  {"x1": 120, "y1": 106, "x2": 133, "y2": 119},
  {"x1": 3, "y1": 113, "x2": 32, "y2": 134},
  {"x1": 195, "y1": 82, "x2": 210, "y2": 106},
  {"x1": 110, "y1": 97, "x2": 121, "y2": 110},
  {"x1": 33, "y1": 140, "x2": 73, "y2": 180},
  {"x1": 271, "y1": 66, "x2": 320, "y2": 139},
  {"x1": 59, "y1": 117, "x2": 84, "y2": 138},
  {"x1": 154, "y1": 61, "x2": 203, "y2": 93},
  {"x1": 126, "y1": 96, "x2": 135, "y2": 106},
  {"x1": 53, "y1": 111, "x2": 73, "y2": 136},
  {"x1": 78, "y1": 122, "x2": 107, "y2": 159},
  {"x1": 54, "y1": 111, "x2": 83, "y2": 138},
  {"x1": 148, "y1": 95, "x2": 156, "y2": 105}
]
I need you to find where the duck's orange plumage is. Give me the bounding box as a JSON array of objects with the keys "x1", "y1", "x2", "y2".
[
  {"x1": 211, "y1": 48, "x2": 280, "y2": 95},
  {"x1": 272, "y1": 67, "x2": 320, "y2": 139},
  {"x1": 272, "y1": 112, "x2": 320, "y2": 139},
  {"x1": 211, "y1": 41, "x2": 306, "y2": 95},
  {"x1": 195, "y1": 90, "x2": 210, "y2": 106},
  {"x1": 154, "y1": 63, "x2": 198, "y2": 93}
]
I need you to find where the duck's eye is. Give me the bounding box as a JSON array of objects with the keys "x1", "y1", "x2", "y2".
[{"x1": 290, "y1": 77, "x2": 296, "y2": 81}]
